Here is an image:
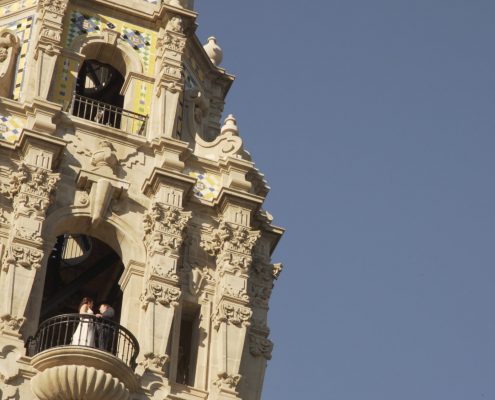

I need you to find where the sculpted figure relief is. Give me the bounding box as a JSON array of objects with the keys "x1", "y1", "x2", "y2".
[{"x1": 0, "y1": 30, "x2": 20, "y2": 98}]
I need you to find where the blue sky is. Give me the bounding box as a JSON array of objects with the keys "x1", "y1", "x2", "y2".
[{"x1": 197, "y1": 1, "x2": 495, "y2": 399}]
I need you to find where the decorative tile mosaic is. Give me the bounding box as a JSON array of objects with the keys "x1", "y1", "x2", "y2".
[
  {"x1": 54, "y1": 7, "x2": 157, "y2": 114},
  {"x1": 66, "y1": 11, "x2": 102, "y2": 47},
  {"x1": 0, "y1": 0, "x2": 37, "y2": 17},
  {"x1": 186, "y1": 170, "x2": 221, "y2": 202},
  {"x1": 121, "y1": 27, "x2": 151, "y2": 72},
  {"x1": 0, "y1": 113, "x2": 25, "y2": 143},
  {"x1": 0, "y1": 15, "x2": 35, "y2": 100}
]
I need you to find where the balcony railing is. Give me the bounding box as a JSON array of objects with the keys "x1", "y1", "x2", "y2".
[
  {"x1": 27, "y1": 314, "x2": 140, "y2": 370},
  {"x1": 71, "y1": 94, "x2": 148, "y2": 136}
]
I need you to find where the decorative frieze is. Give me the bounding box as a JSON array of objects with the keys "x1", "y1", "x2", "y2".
[
  {"x1": 143, "y1": 202, "x2": 191, "y2": 255},
  {"x1": 140, "y1": 282, "x2": 181, "y2": 310},
  {"x1": 2, "y1": 245, "x2": 43, "y2": 272},
  {"x1": 39, "y1": 0, "x2": 68, "y2": 15},
  {"x1": 212, "y1": 302, "x2": 252, "y2": 330},
  {"x1": 1, "y1": 164, "x2": 59, "y2": 215}
]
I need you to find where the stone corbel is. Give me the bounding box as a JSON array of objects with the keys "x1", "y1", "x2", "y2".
[
  {"x1": 25, "y1": 97, "x2": 63, "y2": 135},
  {"x1": 142, "y1": 166, "x2": 195, "y2": 206},
  {"x1": 76, "y1": 171, "x2": 129, "y2": 226}
]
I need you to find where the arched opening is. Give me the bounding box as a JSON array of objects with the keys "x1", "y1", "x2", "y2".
[
  {"x1": 72, "y1": 60, "x2": 125, "y2": 128},
  {"x1": 40, "y1": 234, "x2": 124, "y2": 322}
]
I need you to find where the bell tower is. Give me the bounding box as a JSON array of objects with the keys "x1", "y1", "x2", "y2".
[{"x1": 0, "y1": 1, "x2": 283, "y2": 400}]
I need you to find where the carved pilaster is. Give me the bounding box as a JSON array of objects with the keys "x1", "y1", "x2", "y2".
[
  {"x1": 0, "y1": 162, "x2": 59, "y2": 337},
  {"x1": 139, "y1": 167, "x2": 194, "y2": 373},
  {"x1": 210, "y1": 301, "x2": 252, "y2": 397},
  {"x1": 31, "y1": 0, "x2": 69, "y2": 100},
  {"x1": 149, "y1": 14, "x2": 188, "y2": 139}
]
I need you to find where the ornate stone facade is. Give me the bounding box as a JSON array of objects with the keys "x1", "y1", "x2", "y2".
[{"x1": 0, "y1": 1, "x2": 283, "y2": 400}]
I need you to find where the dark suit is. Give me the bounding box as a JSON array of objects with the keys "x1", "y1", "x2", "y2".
[{"x1": 96, "y1": 307, "x2": 115, "y2": 353}]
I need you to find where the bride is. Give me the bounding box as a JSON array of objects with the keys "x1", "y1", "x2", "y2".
[{"x1": 71, "y1": 297, "x2": 95, "y2": 347}]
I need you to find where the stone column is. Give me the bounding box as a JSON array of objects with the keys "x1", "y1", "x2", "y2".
[{"x1": 149, "y1": 14, "x2": 188, "y2": 140}]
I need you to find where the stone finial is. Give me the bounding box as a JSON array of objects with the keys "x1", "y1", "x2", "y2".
[
  {"x1": 203, "y1": 37, "x2": 223, "y2": 66},
  {"x1": 221, "y1": 114, "x2": 239, "y2": 136}
]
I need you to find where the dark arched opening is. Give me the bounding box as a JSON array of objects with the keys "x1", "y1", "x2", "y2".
[
  {"x1": 40, "y1": 234, "x2": 124, "y2": 322},
  {"x1": 72, "y1": 60, "x2": 125, "y2": 128}
]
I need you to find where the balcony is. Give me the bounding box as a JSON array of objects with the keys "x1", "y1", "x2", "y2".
[
  {"x1": 28, "y1": 314, "x2": 139, "y2": 400},
  {"x1": 71, "y1": 94, "x2": 148, "y2": 136}
]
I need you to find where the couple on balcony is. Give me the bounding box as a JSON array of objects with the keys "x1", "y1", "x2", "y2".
[{"x1": 71, "y1": 297, "x2": 115, "y2": 352}]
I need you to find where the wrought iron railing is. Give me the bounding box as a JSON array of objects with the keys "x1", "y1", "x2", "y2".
[
  {"x1": 71, "y1": 94, "x2": 148, "y2": 136},
  {"x1": 27, "y1": 314, "x2": 139, "y2": 370}
]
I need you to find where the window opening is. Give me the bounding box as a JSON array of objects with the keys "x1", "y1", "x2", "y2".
[{"x1": 176, "y1": 303, "x2": 201, "y2": 386}]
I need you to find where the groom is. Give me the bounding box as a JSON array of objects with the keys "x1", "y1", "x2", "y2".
[{"x1": 96, "y1": 303, "x2": 115, "y2": 353}]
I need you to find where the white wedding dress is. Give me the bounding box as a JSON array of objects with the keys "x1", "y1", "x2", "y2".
[{"x1": 71, "y1": 308, "x2": 95, "y2": 347}]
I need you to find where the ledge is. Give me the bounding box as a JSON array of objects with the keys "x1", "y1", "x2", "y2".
[{"x1": 31, "y1": 346, "x2": 139, "y2": 391}]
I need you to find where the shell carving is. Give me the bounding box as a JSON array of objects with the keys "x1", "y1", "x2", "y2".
[{"x1": 31, "y1": 365, "x2": 130, "y2": 400}]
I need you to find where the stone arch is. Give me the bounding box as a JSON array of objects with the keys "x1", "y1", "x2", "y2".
[
  {"x1": 71, "y1": 33, "x2": 144, "y2": 77},
  {"x1": 22, "y1": 206, "x2": 147, "y2": 336},
  {"x1": 69, "y1": 34, "x2": 144, "y2": 113},
  {"x1": 41, "y1": 207, "x2": 146, "y2": 266}
]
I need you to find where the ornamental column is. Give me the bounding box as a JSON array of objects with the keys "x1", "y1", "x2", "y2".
[
  {"x1": 202, "y1": 193, "x2": 261, "y2": 399},
  {"x1": 28, "y1": 0, "x2": 69, "y2": 101},
  {"x1": 0, "y1": 133, "x2": 64, "y2": 342},
  {"x1": 149, "y1": 13, "x2": 189, "y2": 140},
  {"x1": 138, "y1": 167, "x2": 195, "y2": 376}
]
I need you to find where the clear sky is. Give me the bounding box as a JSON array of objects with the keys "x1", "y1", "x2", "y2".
[{"x1": 196, "y1": 1, "x2": 495, "y2": 399}]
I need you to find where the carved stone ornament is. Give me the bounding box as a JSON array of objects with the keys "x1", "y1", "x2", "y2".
[
  {"x1": 212, "y1": 303, "x2": 252, "y2": 330},
  {"x1": 140, "y1": 352, "x2": 168, "y2": 372},
  {"x1": 0, "y1": 314, "x2": 26, "y2": 332},
  {"x1": 214, "y1": 372, "x2": 241, "y2": 391},
  {"x1": 140, "y1": 283, "x2": 181, "y2": 310},
  {"x1": 0, "y1": 29, "x2": 20, "y2": 98},
  {"x1": 166, "y1": 16, "x2": 184, "y2": 33},
  {"x1": 143, "y1": 203, "x2": 191, "y2": 255},
  {"x1": 161, "y1": 33, "x2": 186, "y2": 54},
  {"x1": 91, "y1": 140, "x2": 119, "y2": 174},
  {"x1": 39, "y1": 0, "x2": 68, "y2": 14},
  {"x1": 201, "y1": 220, "x2": 260, "y2": 273},
  {"x1": 249, "y1": 334, "x2": 273, "y2": 360},
  {"x1": 194, "y1": 115, "x2": 248, "y2": 161},
  {"x1": 2, "y1": 245, "x2": 43, "y2": 272},
  {"x1": 152, "y1": 263, "x2": 178, "y2": 281},
  {"x1": 248, "y1": 282, "x2": 272, "y2": 308},
  {"x1": 1, "y1": 164, "x2": 59, "y2": 215},
  {"x1": 188, "y1": 265, "x2": 213, "y2": 296}
]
